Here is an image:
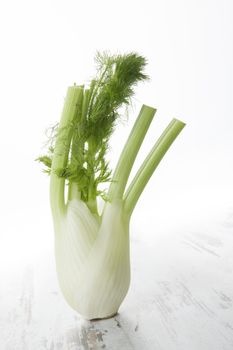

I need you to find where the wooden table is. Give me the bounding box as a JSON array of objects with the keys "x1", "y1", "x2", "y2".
[{"x1": 1, "y1": 205, "x2": 233, "y2": 349}]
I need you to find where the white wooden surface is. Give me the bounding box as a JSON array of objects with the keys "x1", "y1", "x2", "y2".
[{"x1": 1, "y1": 206, "x2": 233, "y2": 350}]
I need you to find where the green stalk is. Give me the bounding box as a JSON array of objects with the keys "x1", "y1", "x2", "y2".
[
  {"x1": 81, "y1": 88, "x2": 90, "y2": 123},
  {"x1": 87, "y1": 181, "x2": 98, "y2": 214},
  {"x1": 87, "y1": 137, "x2": 98, "y2": 215},
  {"x1": 68, "y1": 183, "x2": 80, "y2": 201},
  {"x1": 68, "y1": 88, "x2": 89, "y2": 202},
  {"x1": 50, "y1": 86, "x2": 83, "y2": 217},
  {"x1": 107, "y1": 105, "x2": 156, "y2": 202},
  {"x1": 70, "y1": 87, "x2": 84, "y2": 164},
  {"x1": 85, "y1": 82, "x2": 103, "y2": 213},
  {"x1": 124, "y1": 118, "x2": 185, "y2": 216}
]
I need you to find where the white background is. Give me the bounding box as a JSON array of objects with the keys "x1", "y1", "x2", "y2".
[
  {"x1": 0, "y1": 0, "x2": 232, "y2": 298},
  {"x1": 0, "y1": 1, "x2": 233, "y2": 349}
]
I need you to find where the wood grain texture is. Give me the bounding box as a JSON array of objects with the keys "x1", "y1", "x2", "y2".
[{"x1": 1, "y1": 210, "x2": 233, "y2": 350}]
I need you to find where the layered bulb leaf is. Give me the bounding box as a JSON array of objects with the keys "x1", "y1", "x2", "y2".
[
  {"x1": 55, "y1": 199, "x2": 130, "y2": 319},
  {"x1": 37, "y1": 52, "x2": 185, "y2": 319}
]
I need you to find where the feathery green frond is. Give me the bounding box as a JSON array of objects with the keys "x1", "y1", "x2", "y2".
[{"x1": 37, "y1": 52, "x2": 148, "y2": 210}]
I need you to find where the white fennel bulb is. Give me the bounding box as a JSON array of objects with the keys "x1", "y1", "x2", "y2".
[{"x1": 55, "y1": 199, "x2": 130, "y2": 319}]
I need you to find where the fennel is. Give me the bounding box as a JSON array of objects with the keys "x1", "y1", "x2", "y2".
[{"x1": 38, "y1": 52, "x2": 185, "y2": 319}]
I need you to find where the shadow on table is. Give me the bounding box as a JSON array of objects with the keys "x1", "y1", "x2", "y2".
[{"x1": 65, "y1": 313, "x2": 135, "y2": 350}]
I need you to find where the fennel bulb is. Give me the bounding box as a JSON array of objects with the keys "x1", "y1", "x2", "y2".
[
  {"x1": 55, "y1": 199, "x2": 129, "y2": 320},
  {"x1": 38, "y1": 52, "x2": 185, "y2": 319}
]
